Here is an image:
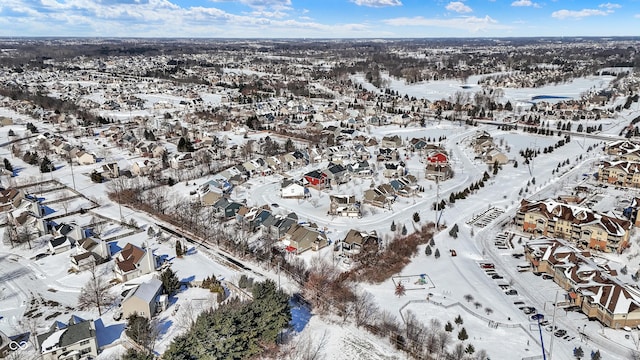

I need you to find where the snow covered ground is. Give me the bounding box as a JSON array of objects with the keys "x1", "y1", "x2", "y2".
[{"x1": 2, "y1": 71, "x2": 640, "y2": 359}]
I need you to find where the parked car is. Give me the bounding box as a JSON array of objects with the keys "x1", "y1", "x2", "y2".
[
  {"x1": 505, "y1": 289, "x2": 518, "y2": 296},
  {"x1": 492, "y1": 274, "x2": 503, "y2": 279},
  {"x1": 480, "y1": 263, "x2": 495, "y2": 269},
  {"x1": 522, "y1": 307, "x2": 536, "y2": 314},
  {"x1": 531, "y1": 314, "x2": 545, "y2": 321},
  {"x1": 554, "y1": 329, "x2": 567, "y2": 337},
  {"x1": 542, "y1": 274, "x2": 553, "y2": 280}
]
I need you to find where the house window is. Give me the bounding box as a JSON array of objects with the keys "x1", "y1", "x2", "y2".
[{"x1": 80, "y1": 340, "x2": 90, "y2": 346}]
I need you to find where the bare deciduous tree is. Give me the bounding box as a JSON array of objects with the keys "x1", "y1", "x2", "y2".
[
  {"x1": 77, "y1": 262, "x2": 116, "y2": 316},
  {"x1": 281, "y1": 330, "x2": 329, "y2": 360},
  {"x1": 353, "y1": 289, "x2": 378, "y2": 328}
]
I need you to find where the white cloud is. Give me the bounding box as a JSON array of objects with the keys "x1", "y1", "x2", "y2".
[
  {"x1": 249, "y1": 10, "x2": 287, "y2": 18},
  {"x1": 551, "y1": 9, "x2": 608, "y2": 19},
  {"x1": 635, "y1": 14, "x2": 640, "y2": 18},
  {"x1": 383, "y1": 15, "x2": 511, "y2": 32},
  {"x1": 511, "y1": 0, "x2": 539, "y2": 7},
  {"x1": 599, "y1": 3, "x2": 621, "y2": 10},
  {"x1": 446, "y1": 1, "x2": 472, "y2": 13},
  {"x1": 210, "y1": 0, "x2": 291, "y2": 11},
  {"x1": 351, "y1": 0, "x2": 402, "y2": 7}
]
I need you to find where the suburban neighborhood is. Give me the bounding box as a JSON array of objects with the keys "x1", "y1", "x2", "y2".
[{"x1": 0, "y1": 37, "x2": 639, "y2": 360}]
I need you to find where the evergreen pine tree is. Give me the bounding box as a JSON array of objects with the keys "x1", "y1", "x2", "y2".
[
  {"x1": 175, "y1": 241, "x2": 183, "y2": 257},
  {"x1": 3, "y1": 158, "x2": 12, "y2": 172},
  {"x1": 445, "y1": 321, "x2": 453, "y2": 332},
  {"x1": 160, "y1": 268, "x2": 181, "y2": 296},
  {"x1": 40, "y1": 156, "x2": 53, "y2": 173},
  {"x1": 425, "y1": 245, "x2": 432, "y2": 256},
  {"x1": 458, "y1": 327, "x2": 469, "y2": 341},
  {"x1": 465, "y1": 344, "x2": 475, "y2": 354},
  {"x1": 434, "y1": 248, "x2": 440, "y2": 259}
]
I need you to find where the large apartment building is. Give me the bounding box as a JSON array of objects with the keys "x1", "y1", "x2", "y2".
[
  {"x1": 516, "y1": 199, "x2": 631, "y2": 253},
  {"x1": 525, "y1": 238, "x2": 640, "y2": 329}
]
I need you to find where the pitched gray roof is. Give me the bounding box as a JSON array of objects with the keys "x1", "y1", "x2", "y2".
[{"x1": 37, "y1": 319, "x2": 94, "y2": 353}]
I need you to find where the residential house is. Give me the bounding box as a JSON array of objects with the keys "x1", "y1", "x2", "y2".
[
  {"x1": 51, "y1": 222, "x2": 84, "y2": 244},
  {"x1": 70, "y1": 238, "x2": 110, "y2": 271},
  {"x1": 114, "y1": 243, "x2": 157, "y2": 282},
  {"x1": 426, "y1": 151, "x2": 448, "y2": 165},
  {"x1": 121, "y1": 277, "x2": 163, "y2": 320},
  {"x1": 363, "y1": 186, "x2": 395, "y2": 209},
  {"x1": 36, "y1": 317, "x2": 98, "y2": 360},
  {"x1": 246, "y1": 208, "x2": 273, "y2": 233},
  {"x1": 409, "y1": 137, "x2": 428, "y2": 151},
  {"x1": 380, "y1": 135, "x2": 403, "y2": 149},
  {"x1": 425, "y1": 163, "x2": 453, "y2": 181},
  {"x1": 471, "y1": 130, "x2": 493, "y2": 148},
  {"x1": 131, "y1": 159, "x2": 160, "y2": 177},
  {"x1": 281, "y1": 180, "x2": 308, "y2": 199},
  {"x1": 0, "y1": 188, "x2": 24, "y2": 212},
  {"x1": 262, "y1": 213, "x2": 297, "y2": 239},
  {"x1": 282, "y1": 223, "x2": 328, "y2": 254},
  {"x1": 303, "y1": 170, "x2": 327, "y2": 189},
  {"x1": 48, "y1": 236, "x2": 75, "y2": 255},
  {"x1": 341, "y1": 229, "x2": 378, "y2": 256},
  {"x1": 516, "y1": 199, "x2": 631, "y2": 253},
  {"x1": 200, "y1": 186, "x2": 224, "y2": 206},
  {"x1": 99, "y1": 162, "x2": 120, "y2": 179},
  {"x1": 169, "y1": 152, "x2": 195, "y2": 170},
  {"x1": 210, "y1": 197, "x2": 243, "y2": 219},
  {"x1": 347, "y1": 160, "x2": 373, "y2": 177},
  {"x1": 352, "y1": 144, "x2": 371, "y2": 161},
  {"x1": 390, "y1": 177, "x2": 418, "y2": 197},
  {"x1": 484, "y1": 148, "x2": 509, "y2": 165},
  {"x1": 328, "y1": 195, "x2": 361, "y2": 218},
  {"x1": 377, "y1": 148, "x2": 397, "y2": 162},
  {"x1": 383, "y1": 163, "x2": 404, "y2": 178},
  {"x1": 323, "y1": 163, "x2": 349, "y2": 185},
  {"x1": 74, "y1": 151, "x2": 96, "y2": 165}
]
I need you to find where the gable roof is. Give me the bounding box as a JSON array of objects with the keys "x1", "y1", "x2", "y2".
[
  {"x1": 125, "y1": 277, "x2": 162, "y2": 304},
  {"x1": 116, "y1": 243, "x2": 146, "y2": 273},
  {"x1": 37, "y1": 319, "x2": 94, "y2": 354}
]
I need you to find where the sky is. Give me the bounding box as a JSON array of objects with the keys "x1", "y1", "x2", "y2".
[{"x1": 0, "y1": 0, "x2": 639, "y2": 38}]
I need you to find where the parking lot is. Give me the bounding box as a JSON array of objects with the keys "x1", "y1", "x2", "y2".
[{"x1": 466, "y1": 206, "x2": 505, "y2": 227}]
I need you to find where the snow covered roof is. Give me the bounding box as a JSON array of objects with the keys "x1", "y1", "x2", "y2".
[
  {"x1": 37, "y1": 319, "x2": 94, "y2": 354},
  {"x1": 519, "y1": 198, "x2": 630, "y2": 236},
  {"x1": 126, "y1": 277, "x2": 162, "y2": 304}
]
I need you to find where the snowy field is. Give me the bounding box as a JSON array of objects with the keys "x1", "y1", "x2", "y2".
[{"x1": 1, "y1": 71, "x2": 640, "y2": 359}]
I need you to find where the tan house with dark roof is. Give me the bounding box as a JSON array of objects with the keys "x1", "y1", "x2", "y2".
[{"x1": 282, "y1": 224, "x2": 328, "y2": 255}]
